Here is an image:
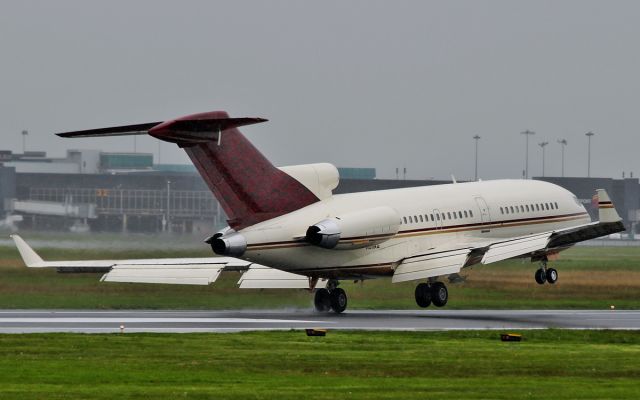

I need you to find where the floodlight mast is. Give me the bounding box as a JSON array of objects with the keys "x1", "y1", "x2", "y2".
[
  {"x1": 557, "y1": 139, "x2": 568, "y2": 177},
  {"x1": 473, "y1": 135, "x2": 481, "y2": 181},
  {"x1": 586, "y1": 131, "x2": 595, "y2": 177},
  {"x1": 521, "y1": 130, "x2": 536, "y2": 179},
  {"x1": 538, "y1": 141, "x2": 549, "y2": 177}
]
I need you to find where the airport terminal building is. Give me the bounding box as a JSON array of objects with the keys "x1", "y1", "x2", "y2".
[{"x1": 0, "y1": 149, "x2": 637, "y2": 237}]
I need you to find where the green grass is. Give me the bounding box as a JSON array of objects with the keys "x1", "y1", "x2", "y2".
[
  {"x1": 0, "y1": 330, "x2": 638, "y2": 399},
  {"x1": 1, "y1": 245, "x2": 640, "y2": 309}
]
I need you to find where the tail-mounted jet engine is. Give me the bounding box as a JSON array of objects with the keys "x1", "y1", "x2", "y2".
[
  {"x1": 205, "y1": 227, "x2": 247, "y2": 257},
  {"x1": 305, "y1": 206, "x2": 401, "y2": 250}
]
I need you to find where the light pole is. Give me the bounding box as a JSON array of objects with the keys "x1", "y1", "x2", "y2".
[
  {"x1": 586, "y1": 131, "x2": 594, "y2": 177},
  {"x1": 166, "y1": 180, "x2": 171, "y2": 233},
  {"x1": 21, "y1": 130, "x2": 28, "y2": 153},
  {"x1": 521, "y1": 130, "x2": 536, "y2": 179},
  {"x1": 473, "y1": 135, "x2": 480, "y2": 181},
  {"x1": 557, "y1": 139, "x2": 568, "y2": 177},
  {"x1": 538, "y1": 141, "x2": 548, "y2": 177}
]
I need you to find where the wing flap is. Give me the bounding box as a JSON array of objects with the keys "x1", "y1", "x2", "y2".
[
  {"x1": 392, "y1": 249, "x2": 471, "y2": 283},
  {"x1": 101, "y1": 264, "x2": 225, "y2": 285},
  {"x1": 238, "y1": 265, "x2": 327, "y2": 289},
  {"x1": 481, "y1": 233, "x2": 550, "y2": 265}
]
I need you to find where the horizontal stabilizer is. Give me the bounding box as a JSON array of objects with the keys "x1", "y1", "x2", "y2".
[
  {"x1": 56, "y1": 122, "x2": 162, "y2": 138},
  {"x1": 56, "y1": 112, "x2": 268, "y2": 147}
]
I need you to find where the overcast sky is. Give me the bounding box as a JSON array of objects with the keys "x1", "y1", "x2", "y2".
[{"x1": 1, "y1": 0, "x2": 638, "y2": 180}]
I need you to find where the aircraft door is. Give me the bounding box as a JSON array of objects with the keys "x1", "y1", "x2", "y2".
[
  {"x1": 474, "y1": 197, "x2": 491, "y2": 223},
  {"x1": 432, "y1": 209, "x2": 442, "y2": 229}
]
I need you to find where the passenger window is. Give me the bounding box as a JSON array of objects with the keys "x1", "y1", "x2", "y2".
[
  {"x1": 430, "y1": 214, "x2": 434, "y2": 221},
  {"x1": 458, "y1": 211, "x2": 463, "y2": 219},
  {"x1": 419, "y1": 215, "x2": 424, "y2": 223},
  {"x1": 535, "y1": 204, "x2": 539, "y2": 211},
  {"x1": 414, "y1": 215, "x2": 418, "y2": 222},
  {"x1": 526, "y1": 205, "x2": 530, "y2": 212},
  {"x1": 436, "y1": 214, "x2": 440, "y2": 221},
  {"x1": 500, "y1": 207, "x2": 504, "y2": 214},
  {"x1": 520, "y1": 205, "x2": 524, "y2": 212},
  {"x1": 464, "y1": 210, "x2": 468, "y2": 218},
  {"x1": 447, "y1": 212, "x2": 452, "y2": 219},
  {"x1": 555, "y1": 202, "x2": 559, "y2": 209},
  {"x1": 545, "y1": 203, "x2": 549, "y2": 210},
  {"x1": 452, "y1": 212, "x2": 457, "y2": 219},
  {"x1": 403, "y1": 217, "x2": 407, "y2": 224},
  {"x1": 469, "y1": 210, "x2": 474, "y2": 218},
  {"x1": 408, "y1": 216, "x2": 413, "y2": 223},
  {"x1": 510, "y1": 206, "x2": 514, "y2": 213}
]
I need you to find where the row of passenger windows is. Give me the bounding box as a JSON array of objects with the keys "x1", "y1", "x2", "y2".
[
  {"x1": 402, "y1": 209, "x2": 474, "y2": 225},
  {"x1": 500, "y1": 202, "x2": 559, "y2": 215}
]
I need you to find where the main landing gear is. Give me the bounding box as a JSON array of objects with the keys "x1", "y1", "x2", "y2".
[
  {"x1": 314, "y1": 280, "x2": 348, "y2": 313},
  {"x1": 535, "y1": 261, "x2": 558, "y2": 285},
  {"x1": 414, "y1": 281, "x2": 449, "y2": 308}
]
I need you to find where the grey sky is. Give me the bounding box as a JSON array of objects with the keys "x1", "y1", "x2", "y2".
[{"x1": 1, "y1": 0, "x2": 638, "y2": 180}]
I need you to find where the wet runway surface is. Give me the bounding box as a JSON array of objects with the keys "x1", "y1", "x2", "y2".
[{"x1": 0, "y1": 309, "x2": 638, "y2": 333}]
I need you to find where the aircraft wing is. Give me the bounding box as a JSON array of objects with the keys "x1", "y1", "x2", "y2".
[
  {"x1": 10, "y1": 235, "x2": 318, "y2": 288},
  {"x1": 392, "y1": 189, "x2": 625, "y2": 283},
  {"x1": 392, "y1": 248, "x2": 472, "y2": 283},
  {"x1": 480, "y1": 188, "x2": 624, "y2": 265}
]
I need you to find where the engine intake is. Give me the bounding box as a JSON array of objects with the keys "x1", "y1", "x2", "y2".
[
  {"x1": 206, "y1": 228, "x2": 247, "y2": 257},
  {"x1": 306, "y1": 219, "x2": 341, "y2": 249},
  {"x1": 305, "y1": 206, "x2": 400, "y2": 250}
]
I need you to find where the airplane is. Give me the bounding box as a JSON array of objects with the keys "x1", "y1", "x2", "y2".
[{"x1": 12, "y1": 110, "x2": 625, "y2": 313}]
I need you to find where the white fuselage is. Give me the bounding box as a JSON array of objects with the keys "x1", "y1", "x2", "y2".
[{"x1": 237, "y1": 179, "x2": 590, "y2": 278}]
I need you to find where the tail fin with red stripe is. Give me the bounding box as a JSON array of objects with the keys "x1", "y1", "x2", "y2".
[{"x1": 56, "y1": 111, "x2": 320, "y2": 229}]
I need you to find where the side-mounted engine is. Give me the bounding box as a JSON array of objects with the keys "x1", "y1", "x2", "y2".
[
  {"x1": 205, "y1": 227, "x2": 247, "y2": 257},
  {"x1": 305, "y1": 206, "x2": 401, "y2": 250}
]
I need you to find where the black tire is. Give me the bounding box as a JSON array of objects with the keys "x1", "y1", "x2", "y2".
[
  {"x1": 314, "y1": 288, "x2": 331, "y2": 312},
  {"x1": 415, "y1": 283, "x2": 432, "y2": 308},
  {"x1": 546, "y1": 268, "x2": 558, "y2": 284},
  {"x1": 330, "y1": 288, "x2": 348, "y2": 313},
  {"x1": 535, "y1": 269, "x2": 547, "y2": 285},
  {"x1": 430, "y1": 282, "x2": 448, "y2": 307}
]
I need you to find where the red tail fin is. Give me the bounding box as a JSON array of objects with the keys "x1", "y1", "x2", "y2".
[
  {"x1": 57, "y1": 111, "x2": 320, "y2": 230},
  {"x1": 150, "y1": 111, "x2": 320, "y2": 229}
]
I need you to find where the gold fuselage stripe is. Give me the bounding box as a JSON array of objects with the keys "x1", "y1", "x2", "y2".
[{"x1": 246, "y1": 212, "x2": 589, "y2": 251}]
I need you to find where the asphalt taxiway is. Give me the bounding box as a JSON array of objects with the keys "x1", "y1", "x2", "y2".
[{"x1": 0, "y1": 309, "x2": 638, "y2": 333}]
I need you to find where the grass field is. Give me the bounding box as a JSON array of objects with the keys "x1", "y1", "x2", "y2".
[
  {"x1": 0, "y1": 330, "x2": 638, "y2": 399},
  {"x1": 0, "y1": 243, "x2": 639, "y2": 309}
]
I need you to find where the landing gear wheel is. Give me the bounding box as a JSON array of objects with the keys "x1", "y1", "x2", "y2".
[
  {"x1": 415, "y1": 283, "x2": 432, "y2": 308},
  {"x1": 430, "y1": 282, "x2": 448, "y2": 307},
  {"x1": 330, "y1": 288, "x2": 348, "y2": 313},
  {"x1": 314, "y1": 288, "x2": 331, "y2": 312},
  {"x1": 535, "y1": 269, "x2": 547, "y2": 285},
  {"x1": 546, "y1": 268, "x2": 558, "y2": 284}
]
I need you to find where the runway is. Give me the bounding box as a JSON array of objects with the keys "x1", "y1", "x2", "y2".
[{"x1": 0, "y1": 309, "x2": 639, "y2": 333}]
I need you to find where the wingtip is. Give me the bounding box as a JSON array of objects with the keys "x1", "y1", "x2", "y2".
[
  {"x1": 595, "y1": 189, "x2": 622, "y2": 223},
  {"x1": 11, "y1": 235, "x2": 44, "y2": 267}
]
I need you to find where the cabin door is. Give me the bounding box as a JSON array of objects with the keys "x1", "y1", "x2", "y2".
[{"x1": 474, "y1": 197, "x2": 491, "y2": 223}]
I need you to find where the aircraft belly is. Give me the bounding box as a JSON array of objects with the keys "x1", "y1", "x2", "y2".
[{"x1": 244, "y1": 241, "x2": 401, "y2": 276}]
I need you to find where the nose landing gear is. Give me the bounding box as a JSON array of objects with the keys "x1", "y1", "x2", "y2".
[{"x1": 415, "y1": 281, "x2": 449, "y2": 308}]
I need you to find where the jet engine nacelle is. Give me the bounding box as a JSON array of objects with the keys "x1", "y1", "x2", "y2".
[
  {"x1": 205, "y1": 227, "x2": 247, "y2": 257},
  {"x1": 305, "y1": 206, "x2": 401, "y2": 250}
]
